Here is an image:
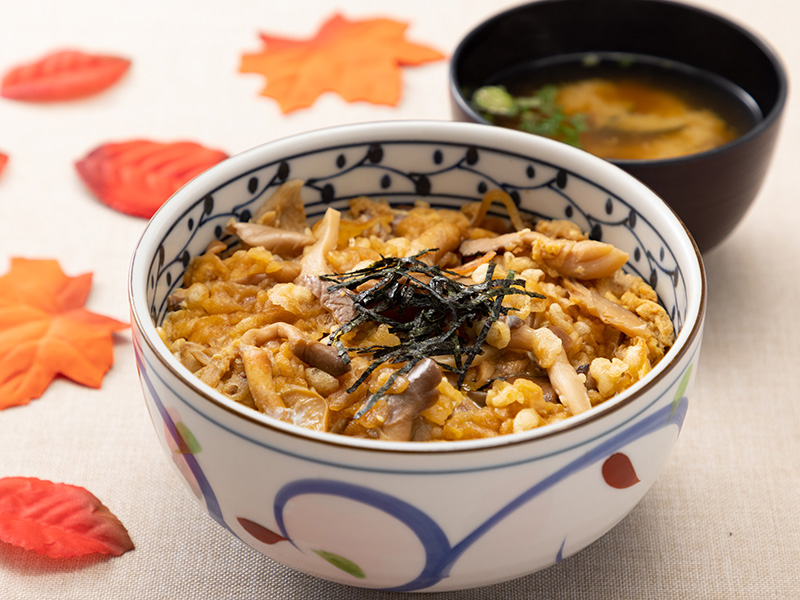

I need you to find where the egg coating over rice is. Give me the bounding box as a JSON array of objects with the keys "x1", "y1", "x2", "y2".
[{"x1": 158, "y1": 181, "x2": 674, "y2": 442}]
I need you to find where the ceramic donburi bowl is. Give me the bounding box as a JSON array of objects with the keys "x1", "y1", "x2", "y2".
[{"x1": 129, "y1": 120, "x2": 705, "y2": 592}]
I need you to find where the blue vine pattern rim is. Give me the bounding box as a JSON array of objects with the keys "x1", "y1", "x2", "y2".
[{"x1": 144, "y1": 139, "x2": 687, "y2": 334}]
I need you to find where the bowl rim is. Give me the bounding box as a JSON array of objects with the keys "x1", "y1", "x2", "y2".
[
  {"x1": 448, "y1": 0, "x2": 789, "y2": 167},
  {"x1": 129, "y1": 119, "x2": 706, "y2": 455}
]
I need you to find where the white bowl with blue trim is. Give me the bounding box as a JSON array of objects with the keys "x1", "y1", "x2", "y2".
[{"x1": 128, "y1": 120, "x2": 705, "y2": 592}]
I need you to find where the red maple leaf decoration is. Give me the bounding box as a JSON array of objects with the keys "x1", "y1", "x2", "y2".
[
  {"x1": 239, "y1": 14, "x2": 445, "y2": 112},
  {"x1": 0, "y1": 258, "x2": 129, "y2": 409}
]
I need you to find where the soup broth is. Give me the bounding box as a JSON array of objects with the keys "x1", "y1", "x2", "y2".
[{"x1": 475, "y1": 52, "x2": 761, "y2": 160}]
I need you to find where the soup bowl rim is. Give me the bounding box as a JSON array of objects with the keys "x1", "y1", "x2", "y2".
[{"x1": 448, "y1": 0, "x2": 789, "y2": 167}]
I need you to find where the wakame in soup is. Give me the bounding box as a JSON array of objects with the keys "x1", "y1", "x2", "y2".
[{"x1": 471, "y1": 52, "x2": 762, "y2": 161}]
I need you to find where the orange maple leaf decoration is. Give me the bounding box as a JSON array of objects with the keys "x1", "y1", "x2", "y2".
[
  {"x1": 0, "y1": 258, "x2": 129, "y2": 409},
  {"x1": 239, "y1": 14, "x2": 445, "y2": 113}
]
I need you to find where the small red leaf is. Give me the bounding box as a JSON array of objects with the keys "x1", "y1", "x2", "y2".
[
  {"x1": 1, "y1": 50, "x2": 131, "y2": 101},
  {"x1": 237, "y1": 517, "x2": 287, "y2": 545},
  {"x1": 602, "y1": 452, "x2": 641, "y2": 489},
  {"x1": 0, "y1": 477, "x2": 134, "y2": 558},
  {"x1": 75, "y1": 140, "x2": 229, "y2": 218}
]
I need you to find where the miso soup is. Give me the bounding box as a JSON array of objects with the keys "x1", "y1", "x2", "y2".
[{"x1": 471, "y1": 52, "x2": 762, "y2": 161}]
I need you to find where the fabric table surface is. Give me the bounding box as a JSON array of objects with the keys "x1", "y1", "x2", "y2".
[{"x1": 1, "y1": 0, "x2": 798, "y2": 598}]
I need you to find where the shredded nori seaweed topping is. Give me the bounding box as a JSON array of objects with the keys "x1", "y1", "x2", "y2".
[{"x1": 321, "y1": 250, "x2": 544, "y2": 417}]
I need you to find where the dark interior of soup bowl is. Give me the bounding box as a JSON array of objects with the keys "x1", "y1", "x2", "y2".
[{"x1": 450, "y1": 0, "x2": 788, "y2": 253}]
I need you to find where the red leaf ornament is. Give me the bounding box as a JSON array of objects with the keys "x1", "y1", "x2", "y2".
[
  {"x1": 0, "y1": 477, "x2": 134, "y2": 558},
  {"x1": 75, "y1": 140, "x2": 229, "y2": 218},
  {"x1": 1, "y1": 50, "x2": 131, "y2": 101}
]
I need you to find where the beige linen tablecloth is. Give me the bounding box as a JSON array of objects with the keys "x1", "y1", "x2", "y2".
[{"x1": 1, "y1": 0, "x2": 798, "y2": 598}]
